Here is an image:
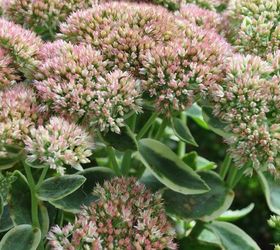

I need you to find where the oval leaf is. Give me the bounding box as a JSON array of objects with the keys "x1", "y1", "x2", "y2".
[
  {"x1": 172, "y1": 117, "x2": 198, "y2": 146},
  {"x1": 37, "y1": 175, "x2": 86, "y2": 201},
  {"x1": 202, "y1": 107, "x2": 230, "y2": 138},
  {"x1": 0, "y1": 224, "x2": 41, "y2": 250},
  {"x1": 50, "y1": 167, "x2": 115, "y2": 213},
  {"x1": 163, "y1": 171, "x2": 234, "y2": 221},
  {"x1": 0, "y1": 206, "x2": 14, "y2": 233},
  {"x1": 218, "y1": 203, "x2": 255, "y2": 222},
  {"x1": 102, "y1": 126, "x2": 138, "y2": 152},
  {"x1": 0, "y1": 195, "x2": 3, "y2": 218},
  {"x1": 207, "y1": 221, "x2": 261, "y2": 250},
  {"x1": 8, "y1": 171, "x2": 32, "y2": 225},
  {"x1": 138, "y1": 139, "x2": 209, "y2": 194},
  {"x1": 258, "y1": 171, "x2": 280, "y2": 215},
  {"x1": 0, "y1": 145, "x2": 23, "y2": 170},
  {"x1": 186, "y1": 103, "x2": 209, "y2": 129},
  {"x1": 182, "y1": 152, "x2": 216, "y2": 171}
]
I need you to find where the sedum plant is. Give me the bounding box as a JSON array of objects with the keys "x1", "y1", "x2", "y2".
[{"x1": 0, "y1": 0, "x2": 279, "y2": 250}]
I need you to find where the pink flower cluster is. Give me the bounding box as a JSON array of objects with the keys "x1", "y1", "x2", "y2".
[
  {"x1": 226, "y1": 0, "x2": 280, "y2": 56},
  {"x1": 0, "y1": 18, "x2": 42, "y2": 79},
  {"x1": 36, "y1": 41, "x2": 142, "y2": 133},
  {"x1": 178, "y1": 4, "x2": 225, "y2": 33},
  {"x1": 25, "y1": 117, "x2": 93, "y2": 175},
  {"x1": 209, "y1": 53, "x2": 280, "y2": 175},
  {"x1": 1, "y1": 0, "x2": 95, "y2": 38},
  {"x1": 0, "y1": 48, "x2": 20, "y2": 88},
  {"x1": 59, "y1": 2, "x2": 181, "y2": 76},
  {"x1": 48, "y1": 177, "x2": 177, "y2": 249},
  {"x1": 0, "y1": 84, "x2": 42, "y2": 146},
  {"x1": 140, "y1": 21, "x2": 231, "y2": 114}
]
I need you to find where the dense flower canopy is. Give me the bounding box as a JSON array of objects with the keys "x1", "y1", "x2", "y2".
[
  {"x1": 59, "y1": 2, "x2": 182, "y2": 76},
  {"x1": 48, "y1": 177, "x2": 177, "y2": 249},
  {"x1": 226, "y1": 0, "x2": 280, "y2": 56}
]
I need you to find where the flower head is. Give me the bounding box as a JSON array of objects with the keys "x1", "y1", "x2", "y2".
[
  {"x1": 0, "y1": 18, "x2": 42, "y2": 78},
  {"x1": 185, "y1": 0, "x2": 229, "y2": 11},
  {"x1": 140, "y1": 21, "x2": 231, "y2": 114},
  {"x1": 25, "y1": 117, "x2": 94, "y2": 175},
  {"x1": 35, "y1": 41, "x2": 142, "y2": 133},
  {"x1": 0, "y1": 84, "x2": 42, "y2": 146},
  {"x1": 226, "y1": 0, "x2": 280, "y2": 56},
  {"x1": 178, "y1": 4, "x2": 225, "y2": 33},
  {"x1": 208, "y1": 53, "x2": 280, "y2": 176},
  {"x1": 60, "y1": 2, "x2": 182, "y2": 76},
  {"x1": 1, "y1": 0, "x2": 95, "y2": 39},
  {"x1": 0, "y1": 47, "x2": 20, "y2": 88},
  {"x1": 48, "y1": 177, "x2": 177, "y2": 249}
]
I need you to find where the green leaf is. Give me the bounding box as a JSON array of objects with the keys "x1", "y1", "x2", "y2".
[
  {"x1": 218, "y1": 203, "x2": 255, "y2": 222},
  {"x1": 202, "y1": 107, "x2": 230, "y2": 138},
  {"x1": 182, "y1": 152, "x2": 216, "y2": 171},
  {"x1": 186, "y1": 103, "x2": 209, "y2": 129},
  {"x1": 179, "y1": 238, "x2": 221, "y2": 250},
  {"x1": 207, "y1": 221, "x2": 261, "y2": 250},
  {"x1": 24, "y1": 159, "x2": 47, "y2": 169},
  {"x1": 171, "y1": 117, "x2": 198, "y2": 147},
  {"x1": 138, "y1": 139, "x2": 209, "y2": 195},
  {"x1": 39, "y1": 204, "x2": 49, "y2": 238},
  {"x1": 0, "y1": 145, "x2": 23, "y2": 170},
  {"x1": 139, "y1": 170, "x2": 165, "y2": 192},
  {"x1": 50, "y1": 167, "x2": 115, "y2": 213},
  {"x1": 163, "y1": 171, "x2": 234, "y2": 221},
  {"x1": 37, "y1": 175, "x2": 86, "y2": 201},
  {"x1": 258, "y1": 171, "x2": 280, "y2": 215},
  {"x1": 0, "y1": 206, "x2": 14, "y2": 233},
  {"x1": 0, "y1": 194, "x2": 3, "y2": 218},
  {"x1": 102, "y1": 126, "x2": 138, "y2": 152},
  {"x1": 8, "y1": 171, "x2": 32, "y2": 225},
  {"x1": 0, "y1": 224, "x2": 41, "y2": 250}
]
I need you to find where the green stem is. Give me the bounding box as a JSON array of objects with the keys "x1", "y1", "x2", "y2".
[
  {"x1": 121, "y1": 150, "x2": 132, "y2": 176},
  {"x1": 220, "y1": 154, "x2": 232, "y2": 180},
  {"x1": 155, "y1": 118, "x2": 168, "y2": 140},
  {"x1": 108, "y1": 146, "x2": 121, "y2": 176},
  {"x1": 136, "y1": 113, "x2": 157, "y2": 140},
  {"x1": 226, "y1": 166, "x2": 238, "y2": 188},
  {"x1": 178, "y1": 113, "x2": 187, "y2": 158},
  {"x1": 130, "y1": 113, "x2": 137, "y2": 132},
  {"x1": 24, "y1": 162, "x2": 40, "y2": 229},
  {"x1": 36, "y1": 167, "x2": 49, "y2": 188}
]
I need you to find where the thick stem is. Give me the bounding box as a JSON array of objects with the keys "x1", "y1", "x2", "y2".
[
  {"x1": 136, "y1": 113, "x2": 157, "y2": 140},
  {"x1": 36, "y1": 167, "x2": 49, "y2": 188},
  {"x1": 108, "y1": 146, "x2": 121, "y2": 176},
  {"x1": 220, "y1": 154, "x2": 232, "y2": 180},
  {"x1": 24, "y1": 163, "x2": 40, "y2": 229},
  {"x1": 226, "y1": 166, "x2": 238, "y2": 188},
  {"x1": 178, "y1": 113, "x2": 187, "y2": 158},
  {"x1": 155, "y1": 118, "x2": 168, "y2": 140},
  {"x1": 121, "y1": 150, "x2": 132, "y2": 176}
]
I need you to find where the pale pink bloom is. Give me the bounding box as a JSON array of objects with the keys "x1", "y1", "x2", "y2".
[
  {"x1": 25, "y1": 116, "x2": 94, "y2": 175},
  {"x1": 0, "y1": 18, "x2": 42, "y2": 78},
  {"x1": 36, "y1": 41, "x2": 142, "y2": 133},
  {"x1": 48, "y1": 177, "x2": 177, "y2": 249},
  {"x1": 0, "y1": 84, "x2": 42, "y2": 146}
]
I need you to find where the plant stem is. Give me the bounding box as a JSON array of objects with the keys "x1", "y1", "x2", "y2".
[
  {"x1": 108, "y1": 146, "x2": 121, "y2": 176},
  {"x1": 155, "y1": 118, "x2": 168, "y2": 140},
  {"x1": 136, "y1": 113, "x2": 157, "y2": 140},
  {"x1": 226, "y1": 166, "x2": 238, "y2": 188},
  {"x1": 121, "y1": 150, "x2": 132, "y2": 176},
  {"x1": 36, "y1": 167, "x2": 49, "y2": 188},
  {"x1": 24, "y1": 162, "x2": 40, "y2": 229},
  {"x1": 178, "y1": 113, "x2": 187, "y2": 158},
  {"x1": 219, "y1": 154, "x2": 232, "y2": 180}
]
